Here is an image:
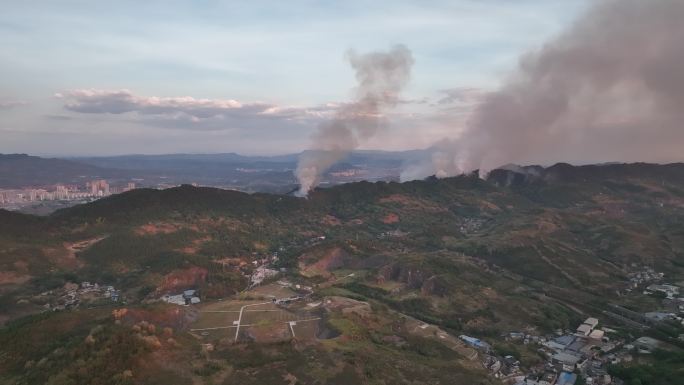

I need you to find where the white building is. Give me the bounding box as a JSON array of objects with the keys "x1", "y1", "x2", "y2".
[
  {"x1": 576, "y1": 324, "x2": 592, "y2": 336},
  {"x1": 583, "y1": 317, "x2": 599, "y2": 329},
  {"x1": 161, "y1": 294, "x2": 186, "y2": 305},
  {"x1": 588, "y1": 329, "x2": 605, "y2": 340}
]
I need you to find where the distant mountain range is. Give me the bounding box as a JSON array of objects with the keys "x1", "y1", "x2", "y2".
[
  {"x1": 68, "y1": 150, "x2": 428, "y2": 172},
  {"x1": 0, "y1": 154, "x2": 131, "y2": 188},
  {"x1": 0, "y1": 150, "x2": 429, "y2": 191},
  {"x1": 3, "y1": 152, "x2": 684, "y2": 195}
]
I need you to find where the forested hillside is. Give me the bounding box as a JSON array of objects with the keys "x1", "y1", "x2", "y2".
[{"x1": 1, "y1": 162, "x2": 683, "y2": 384}]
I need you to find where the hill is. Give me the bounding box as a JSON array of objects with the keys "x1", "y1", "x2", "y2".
[
  {"x1": 0, "y1": 154, "x2": 130, "y2": 188},
  {"x1": 1, "y1": 162, "x2": 683, "y2": 384}
]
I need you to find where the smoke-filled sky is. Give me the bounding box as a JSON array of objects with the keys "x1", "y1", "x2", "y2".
[
  {"x1": 401, "y1": 0, "x2": 684, "y2": 180},
  {"x1": 0, "y1": 0, "x2": 590, "y2": 156}
]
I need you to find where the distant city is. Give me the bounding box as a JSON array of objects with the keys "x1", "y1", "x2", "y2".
[
  {"x1": 0, "y1": 151, "x2": 416, "y2": 213},
  {"x1": 0, "y1": 179, "x2": 138, "y2": 211}
]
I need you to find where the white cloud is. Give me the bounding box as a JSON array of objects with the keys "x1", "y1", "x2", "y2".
[{"x1": 56, "y1": 89, "x2": 339, "y2": 130}]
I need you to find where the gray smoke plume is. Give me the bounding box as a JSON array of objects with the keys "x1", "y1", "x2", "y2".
[
  {"x1": 296, "y1": 45, "x2": 414, "y2": 196},
  {"x1": 403, "y1": 0, "x2": 684, "y2": 180}
]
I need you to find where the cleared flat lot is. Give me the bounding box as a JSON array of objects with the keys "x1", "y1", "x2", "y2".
[
  {"x1": 290, "y1": 318, "x2": 321, "y2": 339},
  {"x1": 191, "y1": 299, "x2": 321, "y2": 342},
  {"x1": 200, "y1": 299, "x2": 265, "y2": 312},
  {"x1": 248, "y1": 283, "x2": 297, "y2": 298},
  {"x1": 191, "y1": 311, "x2": 239, "y2": 330}
]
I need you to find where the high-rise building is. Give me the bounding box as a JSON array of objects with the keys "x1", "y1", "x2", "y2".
[
  {"x1": 55, "y1": 184, "x2": 69, "y2": 200},
  {"x1": 88, "y1": 180, "x2": 111, "y2": 196}
]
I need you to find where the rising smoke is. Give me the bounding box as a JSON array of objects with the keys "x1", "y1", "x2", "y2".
[
  {"x1": 295, "y1": 45, "x2": 414, "y2": 196},
  {"x1": 402, "y1": 0, "x2": 684, "y2": 181}
]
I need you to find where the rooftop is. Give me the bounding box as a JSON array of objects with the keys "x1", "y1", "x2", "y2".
[
  {"x1": 584, "y1": 317, "x2": 599, "y2": 327},
  {"x1": 556, "y1": 372, "x2": 577, "y2": 385},
  {"x1": 576, "y1": 324, "x2": 592, "y2": 335},
  {"x1": 552, "y1": 352, "x2": 582, "y2": 365}
]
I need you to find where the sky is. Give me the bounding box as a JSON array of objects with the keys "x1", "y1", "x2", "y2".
[{"x1": 0, "y1": 0, "x2": 591, "y2": 156}]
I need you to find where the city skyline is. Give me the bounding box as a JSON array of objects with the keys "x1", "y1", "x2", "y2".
[{"x1": 0, "y1": 179, "x2": 136, "y2": 202}]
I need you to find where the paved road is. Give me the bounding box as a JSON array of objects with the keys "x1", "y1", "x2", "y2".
[{"x1": 234, "y1": 302, "x2": 271, "y2": 342}]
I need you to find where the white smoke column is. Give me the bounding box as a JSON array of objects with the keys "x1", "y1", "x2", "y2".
[
  {"x1": 409, "y1": 0, "x2": 684, "y2": 179},
  {"x1": 295, "y1": 45, "x2": 414, "y2": 196}
]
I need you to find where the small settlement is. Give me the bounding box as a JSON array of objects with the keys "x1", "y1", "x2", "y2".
[
  {"x1": 469, "y1": 269, "x2": 684, "y2": 385},
  {"x1": 40, "y1": 281, "x2": 121, "y2": 311}
]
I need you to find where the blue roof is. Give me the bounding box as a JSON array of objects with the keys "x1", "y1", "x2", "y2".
[
  {"x1": 554, "y1": 335, "x2": 575, "y2": 346},
  {"x1": 556, "y1": 372, "x2": 577, "y2": 385},
  {"x1": 460, "y1": 335, "x2": 491, "y2": 348}
]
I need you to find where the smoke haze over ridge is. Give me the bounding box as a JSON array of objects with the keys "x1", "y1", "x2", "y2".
[
  {"x1": 401, "y1": 0, "x2": 684, "y2": 181},
  {"x1": 296, "y1": 45, "x2": 414, "y2": 195}
]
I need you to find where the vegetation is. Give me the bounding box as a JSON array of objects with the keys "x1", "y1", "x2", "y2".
[
  {"x1": 608, "y1": 350, "x2": 684, "y2": 385},
  {"x1": 1, "y1": 163, "x2": 683, "y2": 384}
]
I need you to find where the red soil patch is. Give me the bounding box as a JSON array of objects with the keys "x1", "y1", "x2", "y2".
[
  {"x1": 321, "y1": 215, "x2": 342, "y2": 226},
  {"x1": 381, "y1": 213, "x2": 400, "y2": 224},
  {"x1": 214, "y1": 257, "x2": 249, "y2": 267},
  {"x1": 478, "y1": 200, "x2": 501, "y2": 212},
  {"x1": 0, "y1": 271, "x2": 31, "y2": 285},
  {"x1": 115, "y1": 306, "x2": 193, "y2": 330},
  {"x1": 42, "y1": 236, "x2": 105, "y2": 270},
  {"x1": 176, "y1": 236, "x2": 210, "y2": 255},
  {"x1": 156, "y1": 267, "x2": 208, "y2": 294},
  {"x1": 536, "y1": 218, "x2": 559, "y2": 233},
  {"x1": 136, "y1": 222, "x2": 179, "y2": 235},
  {"x1": 299, "y1": 247, "x2": 347, "y2": 278}
]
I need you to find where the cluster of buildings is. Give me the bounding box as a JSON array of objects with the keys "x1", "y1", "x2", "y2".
[
  {"x1": 575, "y1": 317, "x2": 604, "y2": 339},
  {"x1": 538, "y1": 317, "x2": 617, "y2": 384},
  {"x1": 329, "y1": 168, "x2": 367, "y2": 178},
  {"x1": 249, "y1": 266, "x2": 279, "y2": 288},
  {"x1": 161, "y1": 289, "x2": 201, "y2": 306},
  {"x1": 377, "y1": 229, "x2": 409, "y2": 239},
  {"x1": 458, "y1": 217, "x2": 488, "y2": 235},
  {"x1": 508, "y1": 311, "x2": 683, "y2": 385},
  {"x1": 622, "y1": 267, "x2": 684, "y2": 326},
  {"x1": 644, "y1": 283, "x2": 680, "y2": 299},
  {"x1": 464, "y1": 317, "x2": 626, "y2": 385},
  {"x1": 41, "y1": 281, "x2": 120, "y2": 311},
  {"x1": 622, "y1": 266, "x2": 664, "y2": 293},
  {"x1": 0, "y1": 180, "x2": 136, "y2": 209}
]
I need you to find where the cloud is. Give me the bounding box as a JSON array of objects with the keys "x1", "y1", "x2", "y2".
[
  {"x1": 436, "y1": 87, "x2": 486, "y2": 105},
  {"x1": 55, "y1": 89, "x2": 339, "y2": 129},
  {"x1": 0, "y1": 100, "x2": 27, "y2": 110},
  {"x1": 43, "y1": 114, "x2": 73, "y2": 121}
]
